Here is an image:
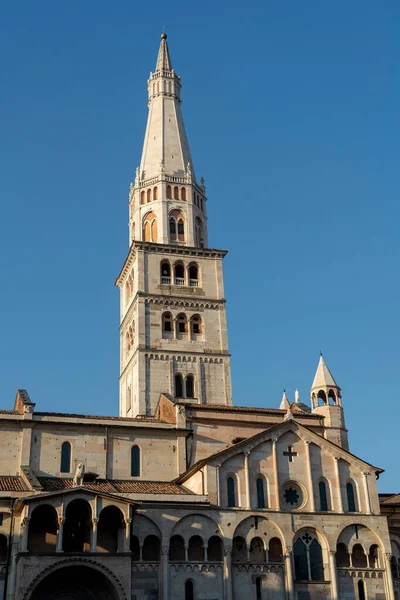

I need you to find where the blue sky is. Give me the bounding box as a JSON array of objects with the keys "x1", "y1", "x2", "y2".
[{"x1": 0, "y1": 2, "x2": 399, "y2": 491}]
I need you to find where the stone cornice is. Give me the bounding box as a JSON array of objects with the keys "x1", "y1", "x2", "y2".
[{"x1": 115, "y1": 242, "x2": 228, "y2": 287}]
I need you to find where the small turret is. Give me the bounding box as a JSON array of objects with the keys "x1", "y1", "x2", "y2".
[
  {"x1": 310, "y1": 354, "x2": 348, "y2": 450},
  {"x1": 279, "y1": 390, "x2": 289, "y2": 410}
]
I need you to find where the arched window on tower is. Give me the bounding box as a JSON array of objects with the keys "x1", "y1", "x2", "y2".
[
  {"x1": 160, "y1": 261, "x2": 171, "y2": 284},
  {"x1": 142, "y1": 212, "x2": 157, "y2": 242},
  {"x1": 169, "y1": 217, "x2": 177, "y2": 241},
  {"x1": 186, "y1": 375, "x2": 194, "y2": 398},
  {"x1": 175, "y1": 373, "x2": 183, "y2": 398},
  {"x1": 190, "y1": 315, "x2": 202, "y2": 339},
  {"x1": 162, "y1": 312, "x2": 173, "y2": 338},
  {"x1": 147, "y1": 188, "x2": 152, "y2": 203},
  {"x1": 174, "y1": 262, "x2": 185, "y2": 285},
  {"x1": 181, "y1": 187, "x2": 186, "y2": 201},
  {"x1": 131, "y1": 445, "x2": 140, "y2": 477},
  {"x1": 346, "y1": 482, "x2": 357, "y2": 512},
  {"x1": 153, "y1": 186, "x2": 158, "y2": 200},
  {"x1": 188, "y1": 264, "x2": 199, "y2": 286},
  {"x1": 195, "y1": 217, "x2": 203, "y2": 248},
  {"x1": 177, "y1": 218, "x2": 185, "y2": 241},
  {"x1": 176, "y1": 314, "x2": 188, "y2": 339},
  {"x1": 227, "y1": 476, "x2": 236, "y2": 507},
  {"x1": 167, "y1": 185, "x2": 172, "y2": 199},
  {"x1": 174, "y1": 186, "x2": 179, "y2": 200},
  {"x1": 140, "y1": 191, "x2": 145, "y2": 205},
  {"x1": 60, "y1": 441, "x2": 71, "y2": 473}
]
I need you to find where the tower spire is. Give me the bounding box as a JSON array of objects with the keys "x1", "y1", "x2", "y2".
[{"x1": 155, "y1": 33, "x2": 173, "y2": 71}]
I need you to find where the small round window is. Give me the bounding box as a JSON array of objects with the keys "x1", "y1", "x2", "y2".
[{"x1": 281, "y1": 482, "x2": 304, "y2": 510}]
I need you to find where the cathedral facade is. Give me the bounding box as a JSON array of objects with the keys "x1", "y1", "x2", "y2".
[{"x1": 0, "y1": 34, "x2": 398, "y2": 600}]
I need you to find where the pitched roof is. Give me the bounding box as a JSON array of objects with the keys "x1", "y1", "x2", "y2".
[
  {"x1": 311, "y1": 354, "x2": 339, "y2": 390},
  {"x1": 380, "y1": 493, "x2": 400, "y2": 505},
  {"x1": 38, "y1": 477, "x2": 190, "y2": 496},
  {"x1": 181, "y1": 403, "x2": 321, "y2": 418},
  {"x1": 34, "y1": 412, "x2": 156, "y2": 423},
  {"x1": 0, "y1": 476, "x2": 28, "y2": 491}
]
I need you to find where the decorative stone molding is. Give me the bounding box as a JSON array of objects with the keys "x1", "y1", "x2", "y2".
[
  {"x1": 170, "y1": 563, "x2": 223, "y2": 573},
  {"x1": 232, "y1": 564, "x2": 284, "y2": 574}
]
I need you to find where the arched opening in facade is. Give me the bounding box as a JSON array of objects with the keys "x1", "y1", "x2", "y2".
[
  {"x1": 174, "y1": 186, "x2": 179, "y2": 200},
  {"x1": 319, "y1": 480, "x2": 329, "y2": 511},
  {"x1": 185, "y1": 579, "x2": 194, "y2": 600},
  {"x1": 358, "y1": 579, "x2": 366, "y2": 600},
  {"x1": 317, "y1": 390, "x2": 327, "y2": 406},
  {"x1": 188, "y1": 535, "x2": 204, "y2": 561},
  {"x1": 62, "y1": 499, "x2": 91, "y2": 553},
  {"x1": 256, "y1": 577, "x2": 262, "y2": 600},
  {"x1": 162, "y1": 312, "x2": 173, "y2": 338},
  {"x1": 160, "y1": 261, "x2": 171, "y2": 284},
  {"x1": 328, "y1": 389, "x2": 337, "y2": 405},
  {"x1": 60, "y1": 441, "x2": 71, "y2": 473},
  {"x1": 28, "y1": 504, "x2": 58, "y2": 552},
  {"x1": 142, "y1": 211, "x2": 158, "y2": 243},
  {"x1": 167, "y1": 185, "x2": 172, "y2": 199},
  {"x1": 352, "y1": 544, "x2": 368, "y2": 568},
  {"x1": 147, "y1": 188, "x2": 152, "y2": 203},
  {"x1": 169, "y1": 535, "x2": 185, "y2": 561},
  {"x1": 268, "y1": 537, "x2": 283, "y2": 563},
  {"x1": 153, "y1": 186, "x2": 158, "y2": 200},
  {"x1": 140, "y1": 191, "x2": 145, "y2": 204},
  {"x1": 97, "y1": 505, "x2": 124, "y2": 553},
  {"x1": 190, "y1": 315, "x2": 202, "y2": 338},
  {"x1": 175, "y1": 373, "x2": 183, "y2": 398},
  {"x1": 186, "y1": 374, "x2": 194, "y2": 398},
  {"x1": 293, "y1": 532, "x2": 324, "y2": 581},
  {"x1": 208, "y1": 536, "x2": 223, "y2": 561},
  {"x1": 176, "y1": 313, "x2": 188, "y2": 338},
  {"x1": 256, "y1": 476, "x2": 266, "y2": 509},
  {"x1": 250, "y1": 537, "x2": 266, "y2": 563},
  {"x1": 346, "y1": 481, "x2": 357, "y2": 512},
  {"x1": 174, "y1": 262, "x2": 185, "y2": 285},
  {"x1": 336, "y1": 542, "x2": 350, "y2": 567},
  {"x1": 0, "y1": 534, "x2": 7, "y2": 561},
  {"x1": 181, "y1": 187, "x2": 186, "y2": 201},
  {"x1": 195, "y1": 217, "x2": 203, "y2": 248},
  {"x1": 232, "y1": 536, "x2": 247, "y2": 562},
  {"x1": 188, "y1": 263, "x2": 199, "y2": 286},
  {"x1": 131, "y1": 445, "x2": 140, "y2": 477},
  {"x1": 142, "y1": 534, "x2": 161, "y2": 561},
  {"x1": 369, "y1": 544, "x2": 380, "y2": 568},
  {"x1": 227, "y1": 476, "x2": 236, "y2": 507},
  {"x1": 29, "y1": 565, "x2": 120, "y2": 600}
]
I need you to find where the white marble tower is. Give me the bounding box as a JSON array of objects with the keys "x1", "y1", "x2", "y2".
[{"x1": 116, "y1": 34, "x2": 232, "y2": 417}]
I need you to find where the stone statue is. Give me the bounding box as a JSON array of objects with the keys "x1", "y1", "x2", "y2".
[{"x1": 73, "y1": 462, "x2": 85, "y2": 486}]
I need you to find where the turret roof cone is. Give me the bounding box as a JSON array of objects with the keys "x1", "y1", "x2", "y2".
[
  {"x1": 311, "y1": 354, "x2": 339, "y2": 390},
  {"x1": 155, "y1": 33, "x2": 173, "y2": 72},
  {"x1": 279, "y1": 390, "x2": 290, "y2": 410}
]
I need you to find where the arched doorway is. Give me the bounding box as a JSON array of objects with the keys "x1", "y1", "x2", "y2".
[{"x1": 29, "y1": 565, "x2": 121, "y2": 600}]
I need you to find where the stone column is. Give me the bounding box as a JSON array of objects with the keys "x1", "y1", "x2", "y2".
[
  {"x1": 272, "y1": 438, "x2": 280, "y2": 510},
  {"x1": 20, "y1": 517, "x2": 30, "y2": 552},
  {"x1": 124, "y1": 518, "x2": 132, "y2": 552},
  {"x1": 185, "y1": 544, "x2": 189, "y2": 563},
  {"x1": 161, "y1": 545, "x2": 169, "y2": 600},
  {"x1": 56, "y1": 517, "x2": 65, "y2": 552},
  {"x1": 329, "y1": 550, "x2": 339, "y2": 600},
  {"x1": 333, "y1": 457, "x2": 343, "y2": 513},
  {"x1": 91, "y1": 517, "x2": 98, "y2": 552},
  {"x1": 204, "y1": 544, "x2": 208, "y2": 562},
  {"x1": 385, "y1": 553, "x2": 396, "y2": 600},
  {"x1": 224, "y1": 548, "x2": 233, "y2": 600},
  {"x1": 304, "y1": 441, "x2": 315, "y2": 512},
  {"x1": 284, "y1": 547, "x2": 295, "y2": 600},
  {"x1": 216, "y1": 464, "x2": 221, "y2": 506},
  {"x1": 362, "y1": 472, "x2": 372, "y2": 514},
  {"x1": 244, "y1": 451, "x2": 251, "y2": 509}
]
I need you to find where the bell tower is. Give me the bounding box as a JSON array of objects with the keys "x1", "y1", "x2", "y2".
[
  {"x1": 310, "y1": 353, "x2": 348, "y2": 450},
  {"x1": 116, "y1": 34, "x2": 232, "y2": 417}
]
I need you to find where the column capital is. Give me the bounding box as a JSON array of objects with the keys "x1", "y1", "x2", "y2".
[
  {"x1": 385, "y1": 552, "x2": 393, "y2": 561},
  {"x1": 363, "y1": 471, "x2": 370, "y2": 477},
  {"x1": 125, "y1": 518, "x2": 132, "y2": 525},
  {"x1": 92, "y1": 517, "x2": 99, "y2": 524},
  {"x1": 58, "y1": 517, "x2": 65, "y2": 525},
  {"x1": 244, "y1": 450, "x2": 251, "y2": 456},
  {"x1": 285, "y1": 546, "x2": 292, "y2": 554},
  {"x1": 334, "y1": 456, "x2": 340, "y2": 462},
  {"x1": 161, "y1": 546, "x2": 169, "y2": 556},
  {"x1": 304, "y1": 440, "x2": 311, "y2": 446},
  {"x1": 329, "y1": 549, "x2": 336, "y2": 556},
  {"x1": 22, "y1": 516, "x2": 31, "y2": 526},
  {"x1": 271, "y1": 437, "x2": 278, "y2": 445},
  {"x1": 224, "y1": 547, "x2": 232, "y2": 556},
  {"x1": 215, "y1": 463, "x2": 221, "y2": 469}
]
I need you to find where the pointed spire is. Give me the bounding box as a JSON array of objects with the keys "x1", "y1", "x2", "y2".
[
  {"x1": 155, "y1": 33, "x2": 173, "y2": 72},
  {"x1": 280, "y1": 389, "x2": 290, "y2": 410},
  {"x1": 311, "y1": 353, "x2": 339, "y2": 390}
]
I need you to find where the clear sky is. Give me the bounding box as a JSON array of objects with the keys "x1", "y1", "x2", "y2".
[{"x1": 0, "y1": 1, "x2": 399, "y2": 491}]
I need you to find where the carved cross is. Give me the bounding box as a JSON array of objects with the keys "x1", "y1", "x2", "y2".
[{"x1": 283, "y1": 445, "x2": 298, "y2": 462}]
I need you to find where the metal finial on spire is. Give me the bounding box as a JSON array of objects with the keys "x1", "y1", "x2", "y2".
[{"x1": 156, "y1": 32, "x2": 172, "y2": 71}]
